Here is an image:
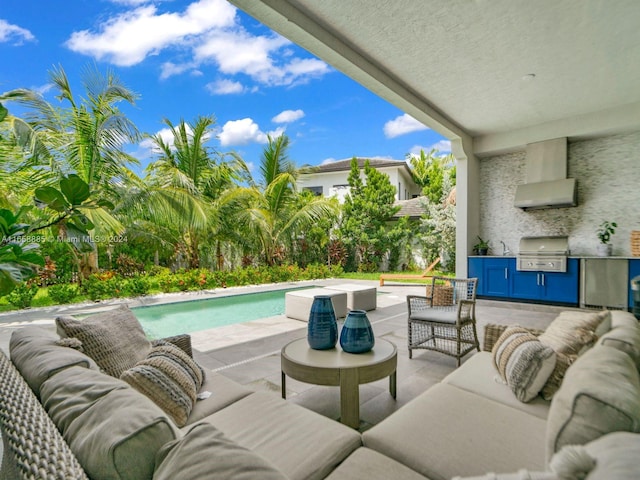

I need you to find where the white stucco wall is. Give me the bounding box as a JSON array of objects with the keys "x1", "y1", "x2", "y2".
[
  {"x1": 477, "y1": 131, "x2": 640, "y2": 257},
  {"x1": 298, "y1": 165, "x2": 421, "y2": 202}
]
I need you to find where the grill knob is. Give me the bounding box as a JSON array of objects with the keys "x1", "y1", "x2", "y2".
[
  {"x1": 527, "y1": 262, "x2": 533, "y2": 267},
  {"x1": 548, "y1": 262, "x2": 554, "y2": 267}
]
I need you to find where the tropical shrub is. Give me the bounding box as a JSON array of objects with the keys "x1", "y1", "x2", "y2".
[
  {"x1": 47, "y1": 283, "x2": 78, "y2": 304},
  {"x1": 6, "y1": 282, "x2": 39, "y2": 309},
  {"x1": 82, "y1": 273, "x2": 124, "y2": 301},
  {"x1": 123, "y1": 276, "x2": 151, "y2": 297}
]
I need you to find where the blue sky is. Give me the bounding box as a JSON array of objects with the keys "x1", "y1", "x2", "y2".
[{"x1": 0, "y1": 0, "x2": 449, "y2": 177}]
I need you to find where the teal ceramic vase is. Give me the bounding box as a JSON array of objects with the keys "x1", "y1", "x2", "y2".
[
  {"x1": 340, "y1": 310, "x2": 375, "y2": 353},
  {"x1": 307, "y1": 296, "x2": 338, "y2": 350}
]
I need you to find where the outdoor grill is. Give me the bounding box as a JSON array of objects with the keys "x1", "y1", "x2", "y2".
[{"x1": 517, "y1": 236, "x2": 569, "y2": 273}]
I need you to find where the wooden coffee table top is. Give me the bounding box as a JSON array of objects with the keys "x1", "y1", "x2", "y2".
[{"x1": 282, "y1": 337, "x2": 396, "y2": 369}]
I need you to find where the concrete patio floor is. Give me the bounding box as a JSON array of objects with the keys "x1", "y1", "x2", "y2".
[{"x1": 0, "y1": 279, "x2": 569, "y2": 431}]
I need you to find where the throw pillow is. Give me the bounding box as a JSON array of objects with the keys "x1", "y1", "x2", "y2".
[
  {"x1": 153, "y1": 422, "x2": 287, "y2": 480},
  {"x1": 121, "y1": 342, "x2": 205, "y2": 427},
  {"x1": 545, "y1": 345, "x2": 640, "y2": 460},
  {"x1": 492, "y1": 326, "x2": 556, "y2": 402},
  {"x1": 56, "y1": 305, "x2": 151, "y2": 377},
  {"x1": 538, "y1": 310, "x2": 611, "y2": 356},
  {"x1": 540, "y1": 351, "x2": 575, "y2": 401},
  {"x1": 550, "y1": 431, "x2": 640, "y2": 480}
]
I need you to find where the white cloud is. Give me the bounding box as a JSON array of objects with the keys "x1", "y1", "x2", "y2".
[
  {"x1": 272, "y1": 109, "x2": 304, "y2": 124},
  {"x1": 383, "y1": 113, "x2": 428, "y2": 138},
  {"x1": 0, "y1": 19, "x2": 35, "y2": 44},
  {"x1": 160, "y1": 61, "x2": 196, "y2": 80},
  {"x1": 195, "y1": 30, "x2": 329, "y2": 87},
  {"x1": 408, "y1": 140, "x2": 453, "y2": 158},
  {"x1": 321, "y1": 157, "x2": 339, "y2": 165},
  {"x1": 219, "y1": 118, "x2": 267, "y2": 146},
  {"x1": 206, "y1": 79, "x2": 245, "y2": 95},
  {"x1": 64, "y1": 0, "x2": 330, "y2": 89},
  {"x1": 65, "y1": 0, "x2": 236, "y2": 66},
  {"x1": 429, "y1": 140, "x2": 452, "y2": 154}
]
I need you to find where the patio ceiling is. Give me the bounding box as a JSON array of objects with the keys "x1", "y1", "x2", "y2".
[{"x1": 229, "y1": 0, "x2": 640, "y2": 156}]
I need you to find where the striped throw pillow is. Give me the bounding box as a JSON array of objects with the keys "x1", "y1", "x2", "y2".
[
  {"x1": 492, "y1": 326, "x2": 557, "y2": 402},
  {"x1": 121, "y1": 342, "x2": 205, "y2": 427}
]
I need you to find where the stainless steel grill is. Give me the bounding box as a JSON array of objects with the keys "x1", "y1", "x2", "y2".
[{"x1": 517, "y1": 236, "x2": 569, "y2": 273}]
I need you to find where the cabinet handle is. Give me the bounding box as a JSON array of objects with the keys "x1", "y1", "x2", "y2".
[
  {"x1": 504, "y1": 268, "x2": 508, "y2": 279},
  {"x1": 536, "y1": 273, "x2": 540, "y2": 286},
  {"x1": 541, "y1": 273, "x2": 545, "y2": 286}
]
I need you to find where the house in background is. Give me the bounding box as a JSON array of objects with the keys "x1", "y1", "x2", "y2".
[{"x1": 298, "y1": 158, "x2": 422, "y2": 203}]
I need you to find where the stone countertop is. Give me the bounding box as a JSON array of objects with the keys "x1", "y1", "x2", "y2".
[{"x1": 469, "y1": 255, "x2": 640, "y2": 260}]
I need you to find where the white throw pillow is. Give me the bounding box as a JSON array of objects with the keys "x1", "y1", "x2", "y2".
[{"x1": 492, "y1": 326, "x2": 557, "y2": 402}]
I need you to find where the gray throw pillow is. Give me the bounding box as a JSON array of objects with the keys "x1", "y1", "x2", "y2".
[
  {"x1": 56, "y1": 305, "x2": 151, "y2": 377},
  {"x1": 121, "y1": 342, "x2": 205, "y2": 427},
  {"x1": 492, "y1": 326, "x2": 557, "y2": 402}
]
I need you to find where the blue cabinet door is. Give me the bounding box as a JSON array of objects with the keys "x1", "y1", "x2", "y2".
[
  {"x1": 542, "y1": 259, "x2": 580, "y2": 304},
  {"x1": 628, "y1": 260, "x2": 640, "y2": 308},
  {"x1": 510, "y1": 258, "x2": 579, "y2": 304},
  {"x1": 483, "y1": 258, "x2": 512, "y2": 298},
  {"x1": 468, "y1": 258, "x2": 484, "y2": 295},
  {"x1": 510, "y1": 270, "x2": 540, "y2": 300}
]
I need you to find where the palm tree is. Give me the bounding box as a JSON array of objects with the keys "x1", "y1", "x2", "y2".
[
  {"x1": 143, "y1": 116, "x2": 250, "y2": 268},
  {"x1": 228, "y1": 134, "x2": 338, "y2": 266},
  {"x1": 1, "y1": 65, "x2": 142, "y2": 276}
]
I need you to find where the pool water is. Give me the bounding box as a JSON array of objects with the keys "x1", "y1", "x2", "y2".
[{"x1": 132, "y1": 287, "x2": 312, "y2": 339}]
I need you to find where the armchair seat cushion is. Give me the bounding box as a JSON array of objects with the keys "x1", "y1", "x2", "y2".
[{"x1": 410, "y1": 310, "x2": 458, "y2": 324}]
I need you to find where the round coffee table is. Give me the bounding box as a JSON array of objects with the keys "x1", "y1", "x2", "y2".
[{"x1": 281, "y1": 337, "x2": 397, "y2": 429}]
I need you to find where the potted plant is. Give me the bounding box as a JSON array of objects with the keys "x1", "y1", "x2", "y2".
[
  {"x1": 473, "y1": 236, "x2": 490, "y2": 256},
  {"x1": 596, "y1": 220, "x2": 617, "y2": 257}
]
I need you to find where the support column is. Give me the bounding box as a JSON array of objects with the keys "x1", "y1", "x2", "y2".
[{"x1": 451, "y1": 136, "x2": 480, "y2": 278}]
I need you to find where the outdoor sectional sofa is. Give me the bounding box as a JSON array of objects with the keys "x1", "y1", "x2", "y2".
[{"x1": 0, "y1": 305, "x2": 639, "y2": 480}]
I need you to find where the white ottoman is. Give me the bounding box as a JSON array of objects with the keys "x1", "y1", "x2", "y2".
[
  {"x1": 285, "y1": 288, "x2": 348, "y2": 321},
  {"x1": 325, "y1": 284, "x2": 377, "y2": 311}
]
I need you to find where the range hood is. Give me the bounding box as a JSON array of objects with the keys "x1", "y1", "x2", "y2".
[{"x1": 514, "y1": 137, "x2": 577, "y2": 210}]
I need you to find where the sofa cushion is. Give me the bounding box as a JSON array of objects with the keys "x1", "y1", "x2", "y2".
[
  {"x1": 452, "y1": 472, "x2": 558, "y2": 480},
  {"x1": 550, "y1": 431, "x2": 640, "y2": 480},
  {"x1": 9, "y1": 326, "x2": 99, "y2": 397},
  {"x1": 611, "y1": 310, "x2": 638, "y2": 329},
  {"x1": 40, "y1": 366, "x2": 178, "y2": 480},
  {"x1": 597, "y1": 325, "x2": 640, "y2": 369},
  {"x1": 443, "y1": 352, "x2": 550, "y2": 419},
  {"x1": 185, "y1": 371, "x2": 253, "y2": 425},
  {"x1": 56, "y1": 305, "x2": 151, "y2": 377},
  {"x1": 121, "y1": 342, "x2": 205, "y2": 427},
  {"x1": 324, "y1": 448, "x2": 429, "y2": 480},
  {"x1": 153, "y1": 422, "x2": 286, "y2": 480},
  {"x1": 200, "y1": 391, "x2": 362, "y2": 480},
  {"x1": 363, "y1": 383, "x2": 547, "y2": 480},
  {"x1": 492, "y1": 326, "x2": 556, "y2": 402},
  {"x1": 546, "y1": 345, "x2": 640, "y2": 460},
  {"x1": 538, "y1": 310, "x2": 610, "y2": 356}
]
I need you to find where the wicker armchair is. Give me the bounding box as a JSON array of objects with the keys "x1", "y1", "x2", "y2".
[{"x1": 407, "y1": 276, "x2": 479, "y2": 366}]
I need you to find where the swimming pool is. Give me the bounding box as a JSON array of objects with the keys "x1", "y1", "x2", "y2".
[{"x1": 132, "y1": 287, "x2": 312, "y2": 339}]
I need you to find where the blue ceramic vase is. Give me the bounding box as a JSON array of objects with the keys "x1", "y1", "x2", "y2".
[
  {"x1": 307, "y1": 296, "x2": 338, "y2": 350},
  {"x1": 340, "y1": 310, "x2": 375, "y2": 353}
]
